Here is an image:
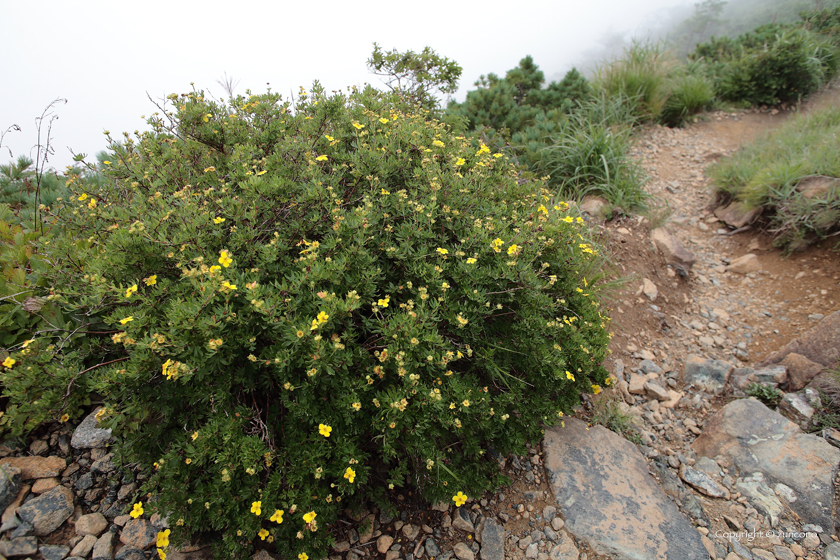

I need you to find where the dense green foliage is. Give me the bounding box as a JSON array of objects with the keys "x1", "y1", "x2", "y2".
[
  {"x1": 710, "y1": 105, "x2": 840, "y2": 251},
  {"x1": 691, "y1": 9, "x2": 840, "y2": 106},
  {"x1": 0, "y1": 156, "x2": 69, "y2": 224},
  {"x1": 1, "y1": 84, "x2": 611, "y2": 558}
]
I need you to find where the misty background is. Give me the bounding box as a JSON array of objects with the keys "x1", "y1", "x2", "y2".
[{"x1": 0, "y1": 0, "x2": 826, "y2": 171}]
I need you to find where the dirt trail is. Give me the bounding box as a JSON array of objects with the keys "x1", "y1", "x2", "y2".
[{"x1": 605, "y1": 83, "x2": 840, "y2": 370}]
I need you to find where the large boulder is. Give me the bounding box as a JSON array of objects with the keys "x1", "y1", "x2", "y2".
[
  {"x1": 692, "y1": 398, "x2": 840, "y2": 530},
  {"x1": 543, "y1": 418, "x2": 708, "y2": 560}
]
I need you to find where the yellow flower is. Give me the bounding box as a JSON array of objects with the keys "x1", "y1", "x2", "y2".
[
  {"x1": 299, "y1": 554, "x2": 309, "y2": 560},
  {"x1": 130, "y1": 502, "x2": 144, "y2": 518},
  {"x1": 21, "y1": 339, "x2": 34, "y2": 348},
  {"x1": 462, "y1": 399, "x2": 470, "y2": 407},
  {"x1": 158, "y1": 549, "x2": 166, "y2": 560},
  {"x1": 2, "y1": 357, "x2": 16, "y2": 368},
  {"x1": 218, "y1": 250, "x2": 233, "y2": 268},
  {"x1": 591, "y1": 384, "x2": 602, "y2": 395},
  {"x1": 449, "y1": 403, "x2": 456, "y2": 410},
  {"x1": 476, "y1": 143, "x2": 490, "y2": 156},
  {"x1": 257, "y1": 170, "x2": 267, "y2": 176},
  {"x1": 303, "y1": 511, "x2": 317, "y2": 524},
  {"x1": 493, "y1": 153, "x2": 503, "y2": 158},
  {"x1": 78, "y1": 193, "x2": 88, "y2": 201},
  {"x1": 162, "y1": 359, "x2": 175, "y2": 380},
  {"x1": 213, "y1": 217, "x2": 225, "y2": 224},
  {"x1": 379, "y1": 117, "x2": 389, "y2": 124},
  {"x1": 351, "y1": 402, "x2": 361, "y2": 411},
  {"x1": 377, "y1": 296, "x2": 390, "y2": 308},
  {"x1": 144, "y1": 275, "x2": 157, "y2": 286},
  {"x1": 251, "y1": 501, "x2": 262, "y2": 516},
  {"x1": 191, "y1": 431, "x2": 199, "y2": 441},
  {"x1": 563, "y1": 216, "x2": 574, "y2": 223},
  {"x1": 491, "y1": 238, "x2": 504, "y2": 253},
  {"x1": 436, "y1": 247, "x2": 448, "y2": 255},
  {"x1": 318, "y1": 424, "x2": 332, "y2": 437},
  {"x1": 270, "y1": 509, "x2": 284, "y2": 524},
  {"x1": 221, "y1": 281, "x2": 237, "y2": 291},
  {"x1": 432, "y1": 140, "x2": 445, "y2": 148},
  {"x1": 381, "y1": 188, "x2": 390, "y2": 195},
  {"x1": 566, "y1": 371, "x2": 575, "y2": 381},
  {"x1": 455, "y1": 158, "x2": 465, "y2": 166},
  {"x1": 203, "y1": 113, "x2": 211, "y2": 122},
  {"x1": 125, "y1": 284, "x2": 138, "y2": 298},
  {"x1": 538, "y1": 204, "x2": 548, "y2": 214},
  {"x1": 452, "y1": 491, "x2": 468, "y2": 507},
  {"x1": 185, "y1": 458, "x2": 192, "y2": 464},
  {"x1": 352, "y1": 122, "x2": 364, "y2": 129},
  {"x1": 60, "y1": 413, "x2": 70, "y2": 423},
  {"x1": 204, "y1": 166, "x2": 215, "y2": 172},
  {"x1": 507, "y1": 244, "x2": 519, "y2": 256},
  {"x1": 315, "y1": 155, "x2": 328, "y2": 162},
  {"x1": 209, "y1": 266, "x2": 220, "y2": 274},
  {"x1": 88, "y1": 198, "x2": 97, "y2": 209},
  {"x1": 296, "y1": 330, "x2": 304, "y2": 338},
  {"x1": 119, "y1": 316, "x2": 133, "y2": 325},
  {"x1": 258, "y1": 528, "x2": 269, "y2": 540},
  {"x1": 344, "y1": 467, "x2": 356, "y2": 483},
  {"x1": 156, "y1": 529, "x2": 170, "y2": 548}
]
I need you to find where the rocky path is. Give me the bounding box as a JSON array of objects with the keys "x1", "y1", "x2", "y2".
[{"x1": 1, "y1": 95, "x2": 840, "y2": 560}]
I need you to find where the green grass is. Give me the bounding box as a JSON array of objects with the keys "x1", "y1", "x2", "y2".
[
  {"x1": 709, "y1": 105, "x2": 840, "y2": 251},
  {"x1": 595, "y1": 41, "x2": 673, "y2": 122},
  {"x1": 590, "y1": 393, "x2": 642, "y2": 444},
  {"x1": 538, "y1": 94, "x2": 648, "y2": 210}
]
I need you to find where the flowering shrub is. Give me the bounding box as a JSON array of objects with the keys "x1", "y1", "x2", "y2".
[{"x1": 10, "y1": 83, "x2": 610, "y2": 558}]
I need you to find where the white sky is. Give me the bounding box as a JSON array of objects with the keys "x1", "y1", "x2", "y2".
[{"x1": 1, "y1": 0, "x2": 688, "y2": 170}]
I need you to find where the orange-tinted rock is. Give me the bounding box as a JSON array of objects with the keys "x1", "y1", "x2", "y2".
[{"x1": 0, "y1": 456, "x2": 66, "y2": 480}]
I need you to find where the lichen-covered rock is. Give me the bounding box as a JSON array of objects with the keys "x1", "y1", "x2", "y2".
[{"x1": 16, "y1": 485, "x2": 74, "y2": 536}]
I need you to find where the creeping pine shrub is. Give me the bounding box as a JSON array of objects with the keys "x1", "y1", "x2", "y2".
[{"x1": 8, "y1": 84, "x2": 611, "y2": 558}]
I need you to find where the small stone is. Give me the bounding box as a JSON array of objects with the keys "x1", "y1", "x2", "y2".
[
  {"x1": 802, "y1": 533, "x2": 820, "y2": 549},
  {"x1": 40, "y1": 544, "x2": 72, "y2": 560},
  {"x1": 425, "y1": 538, "x2": 441, "y2": 557},
  {"x1": 76, "y1": 512, "x2": 108, "y2": 537},
  {"x1": 0, "y1": 536, "x2": 38, "y2": 557},
  {"x1": 451, "y1": 507, "x2": 474, "y2": 533},
  {"x1": 120, "y1": 518, "x2": 157, "y2": 550},
  {"x1": 332, "y1": 541, "x2": 350, "y2": 552},
  {"x1": 402, "y1": 523, "x2": 420, "y2": 541},
  {"x1": 752, "y1": 549, "x2": 775, "y2": 560},
  {"x1": 453, "y1": 542, "x2": 475, "y2": 560},
  {"x1": 17, "y1": 484, "x2": 74, "y2": 536},
  {"x1": 526, "y1": 542, "x2": 539, "y2": 558},
  {"x1": 0, "y1": 464, "x2": 22, "y2": 513},
  {"x1": 479, "y1": 518, "x2": 504, "y2": 560},
  {"x1": 772, "y1": 545, "x2": 795, "y2": 560},
  {"x1": 642, "y1": 278, "x2": 658, "y2": 301},
  {"x1": 115, "y1": 546, "x2": 146, "y2": 560},
  {"x1": 0, "y1": 456, "x2": 67, "y2": 480},
  {"x1": 71, "y1": 408, "x2": 113, "y2": 449},
  {"x1": 726, "y1": 254, "x2": 760, "y2": 274},
  {"x1": 683, "y1": 355, "x2": 732, "y2": 392},
  {"x1": 70, "y1": 534, "x2": 97, "y2": 557},
  {"x1": 680, "y1": 465, "x2": 730, "y2": 499},
  {"x1": 823, "y1": 542, "x2": 840, "y2": 560},
  {"x1": 359, "y1": 513, "x2": 376, "y2": 543},
  {"x1": 377, "y1": 535, "x2": 394, "y2": 554},
  {"x1": 385, "y1": 552, "x2": 400, "y2": 560},
  {"x1": 550, "y1": 518, "x2": 564, "y2": 531},
  {"x1": 778, "y1": 393, "x2": 814, "y2": 424},
  {"x1": 431, "y1": 501, "x2": 449, "y2": 512},
  {"x1": 542, "y1": 506, "x2": 556, "y2": 523},
  {"x1": 92, "y1": 530, "x2": 115, "y2": 559},
  {"x1": 30, "y1": 477, "x2": 59, "y2": 494},
  {"x1": 645, "y1": 380, "x2": 671, "y2": 402}
]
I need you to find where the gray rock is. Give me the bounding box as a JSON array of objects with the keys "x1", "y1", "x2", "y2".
[
  {"x1": 642, "y1": 278, "x2": 658, "y2": 301},
  {"x1": 120, "y1": 518, "x2": 156, "y2": 550},
  {"x1": 730, "y1": 537, "x2": 753, "y2": 560},
  {"x1": 823, "y1": 542, "x2": 840, "y2": 560},
  {"x1": 76, "y1": 512, "x2": 108, "y2": 536},
  {"x1": 70, "y1": 534, "x2": 97, "y2": 557},
  {"x1": 71, "y1": 407, "x2": 113, "y2": 449},
  {"x1": 40, "y1": 544, "x2": 71, "y2": 560},
  {"x1": 115, "y1": 546, "x2": 146, "y2": 560},
  {"x1": 735, "y1": 473, "x2": 785, "y2": 527},
  {"x1": 17, "y1": 484, "x2": 74, "y2": 536},
  {"x1": 401, "y1": 523, "x2": 420, "y2": 541},
  {"x1": 544, "y1": 526, "x2": 558, "y2": 542},
  {"x1": 714, "y1": 200, "x2": 761, "y2": 229},
  {"x1": 92, "y1": 530, "x2": 115, "y2": 559},
  {"x1": 751, "y1": 365, "x2": 787, "y2": 385},
  {"x1": 10, "y1": 521, "x2": 33, "y2": 537},
  {"x1": 693, "y1": 398, "x2": 840, "y2": 530},
  {"x1": 0, "y1": 513, "x2": 21, "y2": 533},
  {"x1": 645, "y1": 380, "x2": 671, "y2": 402},
  {"x1": 91, "y1": 454, "x2": 116, "y2": 475},
  {"x1": 0, "y1": 464, "x2": 21, "y2": 513},
  {"x1": 75, "y1": 472, "x2": 94, "y2": 491},
  {"x1": 424, "y1": 538, "x2": 440, "y2": 558},
  {"x1": 651, "y1": 227, "x2": 696, "y2": 275},
  {"x1": 780, "y1": 353, "x2": 824, "y2": 391},
  {"x1": 693, "y1": 456, "x2": 721, "y2": 477},
  {"x1": 478, "y1": 518, "x2": 504, "y2": 560},
  {"x1": 542, "y1": 505, "x2": 556, "y2": 523},
  {"x1": 638, "y1": 360, "x2": 662, "y2": 375},
  {"x1": 453, "y1": 542, "x2": 474, "y2": 560},
  {"x1": 679, "y1": 465, "x2": 730, "y2": 499},
  {"x1": 778, "y1": 393, "x2": 814, "y2": 425},
  {"x1": 759, "y1": 311, "x2": 840, "y2": 369},
  {"x1": 525, "y1": 542, "x2": 539, "y2": 558},
  {"x1": 548, "y1": 531, "x2": 579, "y2": 560},
  {"x1": 683, "y1": 355, "x2": 732, "y2": 393},
  {"x1": 543, "y1": 418, "x2": 709, "y2": 560},
  {"x1": 772, "y1": 545, "x2": 795, "y2": 560},
  {"x1": 452, "y1": 507, "x2": 474, "y2": 533},
  {"x1": 0, "y1": 536, "x2": 38, "y2": 557}
]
